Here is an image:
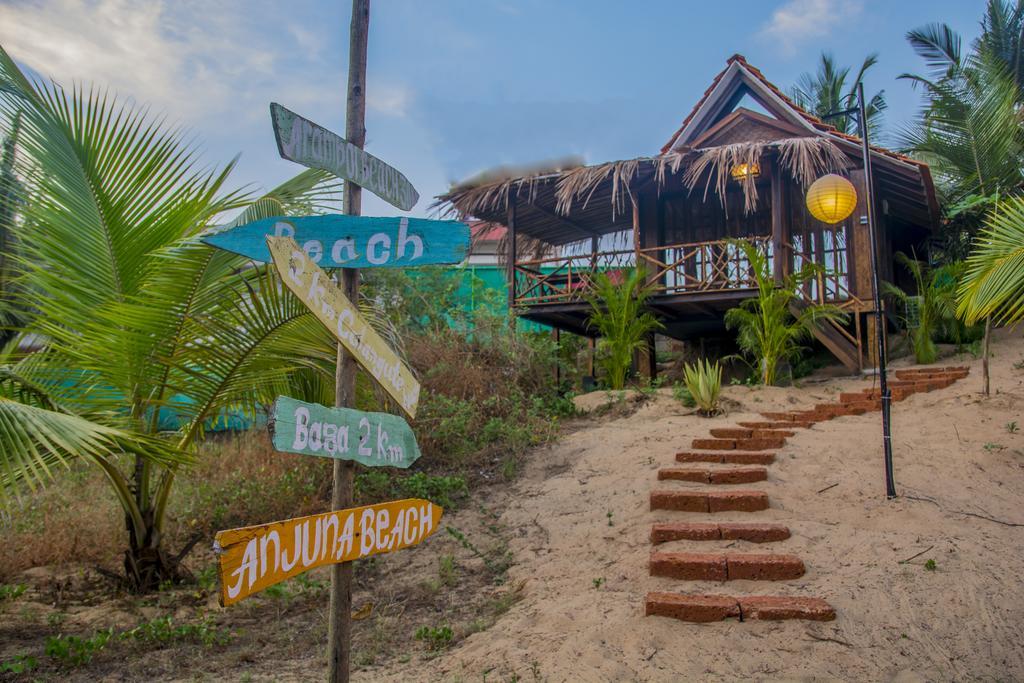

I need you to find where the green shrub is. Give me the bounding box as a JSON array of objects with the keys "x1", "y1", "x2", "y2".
[
  {"x1": 414, "y1": 624, "x2": 453, "y2": 651},
  {"x1": 45, "y1": 630, "x2": 113, "y2": 666},
  {"x1": 672, "y1": 382, "x2": 696, "y2": 408},
  {"x1": 682, "y1": 359, "x2": 722, "y2": 416},
  {"x1": 121, "y1": 615, "x2": 230, "y2": 648}
]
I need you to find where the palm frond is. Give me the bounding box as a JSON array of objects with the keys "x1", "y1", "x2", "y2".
[{"x1": 958, "y1": 195, "x2": 1024, "y2": 324}]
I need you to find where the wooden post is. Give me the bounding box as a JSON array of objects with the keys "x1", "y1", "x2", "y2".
[
  {"x1": 507, "y1": 201, "x2": 517, "y2": 333},
  {"x1": 769, "y1": 157, "x2": 785, "y2": 284},
  {"x1": 631, "y1": 193, "x2": 642, "y2": 277},
  {"x1": 982, "y1": 316, "x2": 991, "y2": 396},
  {"x1": 553, "y1": 327, "x2": 561, "y2": 388},
  {"x1": 328, "y1": 2, "x2": 368, "y2": 681},
  {"x1": 647, "y1": 334, "x2": 658, "y2": 382}
]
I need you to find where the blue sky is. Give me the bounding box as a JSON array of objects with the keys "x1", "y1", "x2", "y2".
[{"x1": 0, "y1": 0, "x2": 985, "y2": 217}]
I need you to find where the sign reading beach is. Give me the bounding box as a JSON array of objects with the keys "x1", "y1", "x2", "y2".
[
  {"x1": 267, "y1": 235, "x2": 421, "y2": 417},
  {"x1": 271, "y1": 396, "x2": 421, "y2": 468},
  {"x1": 214, "y1": 499, "x2": 442, "y2": 606},
  {"x1": 201, "y1": 214, "x2": 470, "y2": 269},
  {"x1": 271, "y1": 102, "x2": 419, "y2": 211}
]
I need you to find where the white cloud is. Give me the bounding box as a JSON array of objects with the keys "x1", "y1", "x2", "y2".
[
  {"x1": 0, "y1": 0, "x2": 282, "y2": 121},
  {"x1": 368, "y1": 82, "x2": 413, "y2": 118},
  {"x1": 759, "y1": 0, "x2": 864, "y2": 55}
]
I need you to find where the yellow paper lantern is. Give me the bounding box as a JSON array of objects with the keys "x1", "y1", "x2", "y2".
[{"x1": 806, "y1": 174, "x2": 857, "y2": 224}]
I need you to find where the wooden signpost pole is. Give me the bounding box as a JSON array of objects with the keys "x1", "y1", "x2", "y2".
[{"x1": 329, "y1": 1, "x2": 368, "y2": 681}]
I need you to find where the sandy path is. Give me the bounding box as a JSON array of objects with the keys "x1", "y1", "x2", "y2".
[{"x1": 369, "y1": 330, "x2": 1024, "y2": 682}]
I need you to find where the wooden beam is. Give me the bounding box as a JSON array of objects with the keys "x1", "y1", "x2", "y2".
[
  {"x1": 507, "y1": 200, "x2": 517, "y2": 327},
  {"x1": 769, "y1": 158, "x2": 786, "y2": 285}
]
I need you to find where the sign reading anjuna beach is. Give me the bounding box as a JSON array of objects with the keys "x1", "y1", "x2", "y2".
[
  {"x1": 271, "y1": 102, "x2": 419, "y2": 211},
  {"x1": 271, "y1": 396, "x2": 421, "y2": 468},
  {"x1": 201, "y1": 214, "x2": 470, "y2": 269},
  {"x1": 214, "y1": 499, "x2": 442, "y2": 606},
  {"x1": 267, "y1": 235, "x2": 421, "y2": 417}
]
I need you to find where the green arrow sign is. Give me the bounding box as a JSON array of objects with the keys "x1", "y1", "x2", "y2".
[{"x1": 270, "y1": 396, "x2": 421, "y2": 469}]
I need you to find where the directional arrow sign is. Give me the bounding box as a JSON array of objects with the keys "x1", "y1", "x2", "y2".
[
  {"x1": 214, "y1": 498, "x2": 443, "y2": 606},
  {"x1": 270, "y1": 396, "x2": 421, "y2": 468},
  {"x1": 267, "y1": 235, "x2": 420, "y2": 417},
  {"x1": 271, "y1": 102, "x2": 419, "y2": 211},
  {"x1": 201, "y1": 214, "x2": 469, "y2": 268}
]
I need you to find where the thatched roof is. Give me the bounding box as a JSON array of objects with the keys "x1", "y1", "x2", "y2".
[{"x1": 436, "y1": 136, "x2": 848, "y2": 246}]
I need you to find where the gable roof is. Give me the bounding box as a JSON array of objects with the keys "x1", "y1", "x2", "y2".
[{"x1": 660, "y1": 54, "x2": 927, "y2": 172}]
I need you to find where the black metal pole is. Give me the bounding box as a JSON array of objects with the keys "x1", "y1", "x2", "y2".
[{"x1": 857, "y1": 82, "x2": 896, "y2": 499}]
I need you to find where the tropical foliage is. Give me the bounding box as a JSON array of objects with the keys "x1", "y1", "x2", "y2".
[
  {"x1": 0, "y1": 44, "x2": 346, "y2": 590},
  {"x1": 584, "y1": 269, "x2": 662, "y2": 390},
  {"x1": 790, "y1": 52, "x2": 887, "y2": 137},
  {"x1": 957, "y1": 196, "x2": 1024, "y2": 326},
  {"x1": 724, "y1": 240, "x2": 846, "y2": 386},
  {"x1": 682, "y1": 358, "x2": 722, "y2": 416},
  {"x1": 882, "y1": 252, "x2": 963, "y2": 364}
]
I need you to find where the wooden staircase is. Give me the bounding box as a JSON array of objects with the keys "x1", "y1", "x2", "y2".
[{"x1": 788, "y1": 299, "x2": 860, "y2": 373}]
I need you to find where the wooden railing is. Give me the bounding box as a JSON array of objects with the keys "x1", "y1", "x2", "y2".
[
  {"x1": 638, "y1": 236, "x2": 771, "y2": 295},
  {"x1": 512, "y1": 249, "x2": 635, "y2": 306}
]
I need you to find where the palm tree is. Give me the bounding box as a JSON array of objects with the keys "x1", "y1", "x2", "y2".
[
  {"x1": 958, "y1": 195, "x2": 1024, "y2": 327},
  {"x1": 724, "y1": 240, "x2": 846, "y2": 385},
  {"x1": 790, "y1": 53, "x2": 887, "y2": 138},
  {"x1": 584, "y1": 269, "x2": 662, "y2": 390},
  {"x1": 903, "y1": 2, "x2": 1024, "y2": 393},
  {"x1": 0, "y1": 44, "x2": 343, "y2": 590}
]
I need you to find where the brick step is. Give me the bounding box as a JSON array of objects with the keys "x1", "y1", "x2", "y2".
[
  {"x1": 650, "y1": 490, "x2": 768, "y2": 513},
  {"x1": 676, "y1": 451, "x2": 775, "y2": 465},
  {"x1": 651, "y1": 522, "x2": 790, "y2": 544},
  {"x1": 645, "y1": 592, "x2": 835, "y2": 622},
  {"x1": 649, "y1": 551, "x2": 805, "y2": 581},
  {"x1": 737, "y1": 420, "x2": 814, "y2": 430},
  {"x1": 691, "y1": 436, "x2": 785, "y2": 451},
  {"x1": 760, "y1": 411, "x2": 811, "y2": 422},
  {"x1": 658, "y1": 466, "x2": 767, "y2": 485},
  {"x1": 709, "y1": 427, "x2": 796, "y2": 439}
]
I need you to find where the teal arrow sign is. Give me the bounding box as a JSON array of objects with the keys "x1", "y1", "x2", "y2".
[
  {"x1": 270, "y1": 396, "x2": 421, "y2": 468},
  {"x1": 201, "y1": 215, "x2": 470, "y2": 268}
]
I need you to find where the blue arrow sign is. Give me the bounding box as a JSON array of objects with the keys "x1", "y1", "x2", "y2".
[{"x1": 201, "y1": 215, "x2": 470, "y2": 268}]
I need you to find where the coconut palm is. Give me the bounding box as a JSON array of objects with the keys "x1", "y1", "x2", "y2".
[
  {"x1": 0, "y1": 44, "x2": 347, "y2": 590},
  {"x1": 724, "y1": 240, "x2": 846, "y2": 386},
  {"x1": 790, "y1": 53, "x2": 887, "y2": 138},
  {"x1": 584, "y1": 269, "x2": 662, "y2": 390},
  {"x1": 958, "y1": 196, "x2": 1024, "y2": 326}
]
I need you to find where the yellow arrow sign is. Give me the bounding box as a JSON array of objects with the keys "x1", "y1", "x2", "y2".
[
  {"x1": 267, "y1": 235, "x2": 420, "y2": 417},
  {"x1": 214, "y1": 498, "x2": 443, "y2": 606}
]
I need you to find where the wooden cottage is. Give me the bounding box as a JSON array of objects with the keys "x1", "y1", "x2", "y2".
[{"x1": 437, "y1": 55, "x2": 939, "y2": 373}]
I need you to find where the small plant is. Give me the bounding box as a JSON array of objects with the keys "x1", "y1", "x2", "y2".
[
  {"x1": 45, "y1": 629, "x2": 113, "y2": 666},
  {"x1": 438, "y1": 554, "x2": 458, "y2": 587},
  {"x1": 1007, "y1": 421, "x2": 1019, "y2": 434},
  {"x1": 1014, "y1": 358, "x2": 1024, "y2": 370},
  {"x1": 414, "y1": 624, "x2": 453, "y2": 651},
  {"x1": 0, "y1": 654, "x2": 38, "y2": 674},
  {"x1": 672, "y1": 382, "x2": 696, "y2": 407},
  {"x1": 606, "y1": 510, "x2": 614, "y2": 527},
  {"x1": 682, "y1": 359, "x2": 722, "y2": 416},
  {"x1": 121, "y1": 615, "x2": 230, "y2": 647},
  {"x1": 592, "y1": 577, "x2": 605, "y2": 589},
  {"x1": 983, "y1": 442, "x2": 1006, "y2": 452},
  {"x1": 924, "y1": 559, "x2": 937, "y2": 571},
  {"x1": 0, "y1": 583, "x2": 27, "y2": 601}
]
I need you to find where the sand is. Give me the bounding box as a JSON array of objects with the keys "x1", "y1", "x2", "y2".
[{"x1": 368, "y1": 328, "x2": 1024, "y2": 682}]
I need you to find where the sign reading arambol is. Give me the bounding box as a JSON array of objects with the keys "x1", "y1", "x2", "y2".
[
  {"x1": 271, "y1": 396, "x2": 421, "y2": 469},
  {"x1": 271, "y1": 102, "x2": 419, "y2": 211},
  {"x1": 214, "y1": 499, "x2": 442, "y2": 606},
  {"x1": 266, "y1": 235, "x2": 421, "y2": 417}
]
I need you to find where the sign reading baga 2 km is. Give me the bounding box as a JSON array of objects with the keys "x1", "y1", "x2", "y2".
[
  {"x1": 214, "y1": 499, "x2": 442, "y2": 606},
  {"x1": 271, "y1": 102, "x2": 419, "y2": 211},
  {"x1": 201, "y1": 214, "x2": 470, "y2": 269},
  {"x1": 271, "y1": 396, "x2": 421, "y2": 468},
  {"x1": 267, "y1": 235, "x2": 421, "y2": 417}
]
